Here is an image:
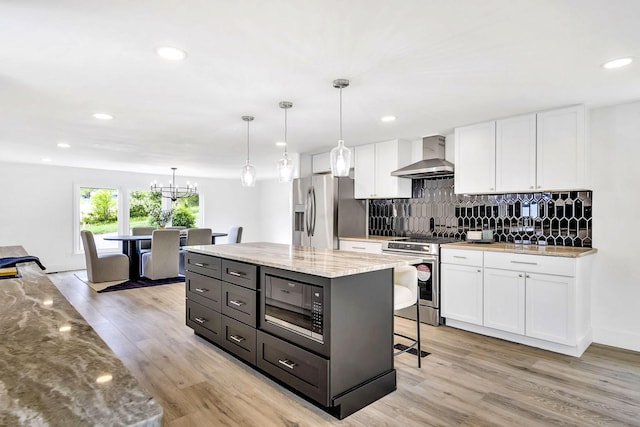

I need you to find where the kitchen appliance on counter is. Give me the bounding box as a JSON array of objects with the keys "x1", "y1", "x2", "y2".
[
  {"x1": 382, "y1": 236, "x2": 458, "y2": 325},
  {"x1": 292, "y1": 176, "x2": 366, "y2": 249}
]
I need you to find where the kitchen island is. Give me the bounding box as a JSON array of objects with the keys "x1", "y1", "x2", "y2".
[
  {"x1": 183, "y1": 242, "x2": 421, "y2": 419},
  {"x1": 0, "y1": 246, "x2": 163, "y2": 426}
]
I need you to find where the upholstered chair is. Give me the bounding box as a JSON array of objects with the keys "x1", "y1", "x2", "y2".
[
  {"x1": 227, "y1": 226, "x2": 243, "y2": 244},
  {"x1": 131, "y1": 226, "x2": 155, "y2": 250},
  {"x1": 80, "y1": 230, "x2": 129, "y2": 283},
  {"x1": 394, "y1": 265, "x2": 422, "y2": 367},
  {"x1": 141, "y1": 229, "x2": 181, "y2": 280}
]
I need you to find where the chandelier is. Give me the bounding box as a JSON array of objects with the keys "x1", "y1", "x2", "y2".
[{"x1": 151, "y1": 167, "x2": 198, "y2": 201}]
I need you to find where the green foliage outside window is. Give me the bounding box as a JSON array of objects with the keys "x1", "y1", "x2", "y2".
[
  {"x1": 171, "y1": 202, "x2": 196, "y2": 228},
  {"x1": 82, "y1": 189, "x2": 117, "y2": 224}
]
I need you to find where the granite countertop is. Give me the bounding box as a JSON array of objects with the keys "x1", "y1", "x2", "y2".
[
  {"x1": 339, "y1": 236, "x2": 408, "y2": 242},
  {"x1": 0, "y1": 246, "x2": 163, "y2": 426},
  {"x1": 441, "y1": 241, "x2": 597, "y2": 258},
  {"x1": 185, "y1": 242, "x2": 422, "y2": 278}
]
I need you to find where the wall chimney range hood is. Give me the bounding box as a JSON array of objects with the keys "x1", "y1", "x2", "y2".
[{"x1": 391, "y1": 135, "x2": 454, "y2": 179}]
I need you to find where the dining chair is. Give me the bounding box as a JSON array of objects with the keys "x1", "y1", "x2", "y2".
[
  {"x1": 227, "y1": 226, "x2": 243, "y2": 243},
  {"x1": 141, "y1": 229, "x2": 181, "y2": 280},
  {"x1": 394, "y1": 265, "x2": 422, "y2": 367},
  {"x1": 80, "y1": 230, "x2": 129, "y2": 283},
  {"x1": 132, "y1": 226, "x2": 155, "y2": 250},
  {"x1": 178, "y1": 228, "x2": 213, "y2": 274}
]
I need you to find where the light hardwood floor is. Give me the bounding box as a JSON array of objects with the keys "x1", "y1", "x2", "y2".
[{"x1": 50, "y1": 272, "x2": 640, "y2": 427}]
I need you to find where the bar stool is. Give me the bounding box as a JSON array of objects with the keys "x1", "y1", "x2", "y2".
[{"x1": 394, "y1": 265, "x2": 422, "y2": 368}]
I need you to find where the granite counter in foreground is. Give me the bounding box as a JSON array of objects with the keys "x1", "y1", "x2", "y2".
[
  {"x1": 184, "y1": 242, "x2": 422, "y2": 278},
  {"x1": 0, "y1": 246, "x2": 163, "y2": 427},
  {"x1": 441, "y1": 241, "x2": 597, "y2": 258}
]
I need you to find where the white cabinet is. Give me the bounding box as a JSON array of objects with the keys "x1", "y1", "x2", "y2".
[
  {"x1": 454, "y1": 121, "x2": 496, "y2": 194},
  {"x1": 354, "y1": 140, "x2": 412, "y2": 199},
  {"x1": 442, "y1": 247, "x2": 592, "y2": 357},
  {"x1": 338, "y1": 239, "x2": 382, "y2": 254},
  {"x1": 536, "y1": 105, "x2": 586, "y2": 191},
  {"x1": 454, "y1": 105, "x2": 587, "y2": 194},
  {"x1": 312, "y1": 151, "x2": 354, "y2": 174},
  {"x1": 495, "y1": 113, "x2": 537, "y2": 192},
  {"x1": 441, "y1": 249, "x2": 484, "y2": 326},
  {"x1": 483, "y1": 268, "x2": 526, "y2": 334}
]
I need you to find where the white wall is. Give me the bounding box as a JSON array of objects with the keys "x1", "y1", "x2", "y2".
[
  {"x1": 590, "y1": 101, "x2": 640, "y2": 352},
  {"x1": 0, "y1": 163, "x2": 290, "y2": 272}
]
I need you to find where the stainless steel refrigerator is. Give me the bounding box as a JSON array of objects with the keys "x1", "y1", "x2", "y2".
[{"x1": 292, "y1": 176, "x2": 366, "y2": 249}]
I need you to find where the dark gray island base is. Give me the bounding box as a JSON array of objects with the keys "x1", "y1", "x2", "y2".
[{"x1": 183, "y1": 243, "x2": 420, "y2": 419}]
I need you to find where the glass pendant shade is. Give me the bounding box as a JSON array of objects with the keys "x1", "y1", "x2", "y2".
[
  {"x1": 241, "y1": 160, "x2": 256, "y2": 187},
  {"x1": 330, "y1": 139, "x2": 351, "y2": 177},
  {"x1": 277, "y1": 153, "x2": 295, "y2": 182}
]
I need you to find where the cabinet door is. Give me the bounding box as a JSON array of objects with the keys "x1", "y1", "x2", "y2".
[
  {"x1": 525, "y1": 272, "x2": 576, "y2": 345},
  {"x1": 441, "y1": 263, "x2": 483, "y2": 325},
  {"x1": 454, "y1": 121, "x2": 496, "y2": 194},
  {"x1": 354, "y1": 144, "x2": 375, "y2": 199},
  {"x1": 536, "y1": 105, "x2": 586, "y2": 191},
  {"x1": 374, "y1": 140, "x2": 412, "y2": 198},
  {"x1": 496, "y1": 113, "x2": 537, "y2": 192},
  {"x1": 483, "y1": 268, "x2": 525, "y2": 334}
]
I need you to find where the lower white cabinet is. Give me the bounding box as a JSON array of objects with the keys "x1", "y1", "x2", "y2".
[{"x1": 441, "y1": 247, "x2": 592, "y2": 357}]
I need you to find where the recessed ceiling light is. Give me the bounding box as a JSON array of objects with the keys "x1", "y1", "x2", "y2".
[
  {"x1": 602, "y1": 57, "x2": 633, "y2": 69},
  {"x1": 92, "y1": 113, "x2": 113, "y2": 120},
  {"x1": 41, "y1": 158, "x2": 52, "y2": 162},
  {"x1": 381, "y1": 116, "x2": 396, "y2": 122},
  {"x1": 275, "y1": 141, "x2": 287, "y2": 147},
  {"x1": 57, "y1": 142, "x2": 71, "y2": 148},
  {"x1": 156, "y1": 46, "x2": 187, "y2": 61}
]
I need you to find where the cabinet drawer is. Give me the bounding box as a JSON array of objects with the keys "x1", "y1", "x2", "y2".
[
  {"x1": 339, "y1": 240, "x2": 382, "y2": 254},
  {"x1": 220, "y1": 316, "x2": 256, "y2": 365},
  {"x1": 186, "y1": 272, "x2": 222, "y2": 311},
  {"x1": 186, "y1": 300, "x2": 222, "y2": 344},
  {"x1": 221, "y1": 282, "x2": 257, "y2": 327},
  {"x1": 441, "y1": 248, "x2": 483, "y2": 267},
  {"x1": 222, "y1": 260, "x2": 258, "y2": 289},
  {"x1": 257, "y1": 331, "x2": 329, "y2": 405},
  {"x1": 185, "y1": 252, "x2": 222, "y2": 278},
  {"x1": 484, "y1": 252, "x2": 575, "y2": 277}
]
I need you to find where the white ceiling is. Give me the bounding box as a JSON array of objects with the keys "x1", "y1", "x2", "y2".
[{"x1": 1, "y1": 0, "x2": 639, "y2": 181}]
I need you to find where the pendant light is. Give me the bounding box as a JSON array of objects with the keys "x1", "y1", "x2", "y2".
[
  {"x1": 240, "y1": 115, "x2": 256, "y2": 187},
  {"x1": 330, "y1": 78, "x2": 351, "y2": 177},
  {"x1": 277, "y1": 101, "x2": 295, "y2": 182}
]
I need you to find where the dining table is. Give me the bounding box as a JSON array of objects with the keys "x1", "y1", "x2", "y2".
[{"x1": 104, "y1": 231, "x2": 228, "y2": 280}]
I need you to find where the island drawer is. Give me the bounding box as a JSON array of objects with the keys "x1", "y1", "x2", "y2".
[
  {"x1": 185, "y1": 252, "x2": 222, "y2": 279},
  {"x1": 186, "y1": 272, "x2": 222, "y2": 311},
  {"x1": 222, "y1": 260, "x2": 258, "y2": 289},
  {"x1": 186, "y1": 300, "x2": 222, "y2": 344},
  {"x1": 221, "y1": 282, "x2": 257, "y2": 327},
  {"x1": 220, "y1": 316, "x2": 256, "y2": 365},
  {"x1": 257, "y1": 331, "x2": 329, "y2": 405}
]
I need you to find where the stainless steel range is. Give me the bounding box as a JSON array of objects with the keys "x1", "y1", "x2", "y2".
[{"x1": 381, "y1": 237, "x2": 458, "y2": 326}]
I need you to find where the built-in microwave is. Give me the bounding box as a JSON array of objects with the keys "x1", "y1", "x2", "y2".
[{"x1": 263, "y1": 274, "x2": 324, "y2": 343}]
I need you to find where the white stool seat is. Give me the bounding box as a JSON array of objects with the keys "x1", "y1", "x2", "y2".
[{"x1": 394, "y1": 285, "x2": 414, "y2": 310}]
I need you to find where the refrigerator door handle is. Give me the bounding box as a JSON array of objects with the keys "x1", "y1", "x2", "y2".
[
  {"x1": 310, "y1": 186, "x2": 317, "y2": 236},
  {"x1": 306, "y1": 188, "x2": 312, "y2": 237}
]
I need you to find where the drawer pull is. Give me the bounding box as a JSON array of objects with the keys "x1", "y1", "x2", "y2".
[
  {"x1": 229, "y1": 334, "x2": 245, "y2": 343},
  {"x1": 278, "y1": 359, "x2": 296, "y2": 370},
  {"x1": 352, "y1": 246, "x2": 366, "y2": 250},
  {"x1": 194, "y1": 317, "x2": 206, "y2": 324},
  {"x1": 229, "y1": 300, "x2": 245, "y2": 307},
  {"x1": 193, "y1": 262, "x2": 208, "y2": 267},
  {"x1": 510, "y1": 261, "x2": 538, "y2": 265},
  {"x1": 194, "y1": 288, "x2": 208, "y2": 293},
  {"x1": 280, "y1": 289, "x2": 290, "y2": 294},
  {"x1": 453, "y1": 256, "x2": 467, "y2": 259},
  {"x1": 228, "y1": 271, "x2": 245, "y2": 277}
]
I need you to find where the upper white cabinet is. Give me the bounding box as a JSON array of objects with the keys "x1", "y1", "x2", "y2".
[
  {"x1": 454, "y1": 121, "x2": 496, "y2": 194},
  {"x1": 354, "y1": 139, "x2": 412, "y2": 199},
  {"x1": 536, "y1": 105, "x2": 586, "y2": 191},
  {"x1": 312, "y1": 151, "x2": 354, "y2": 174},
  {"x1": 455, "y1": 105, "x2": 587, "y2": 194}
]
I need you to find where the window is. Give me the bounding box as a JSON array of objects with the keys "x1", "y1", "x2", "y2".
[
  {"x1": 129, "y1": 190, "x2": 162, "y2": 228},
  {"x1": 171, "y1": 194, "x2": 200, "y2": 228},
  {"x1": 79, "y1": 187, "x2": 119, "y2": 251}
]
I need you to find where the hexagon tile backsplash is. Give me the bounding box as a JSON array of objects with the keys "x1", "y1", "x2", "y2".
[{"x1": 368, "y1": 178, "x2": 592, "y2": 247}]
